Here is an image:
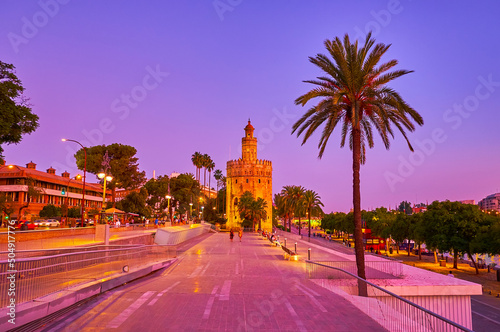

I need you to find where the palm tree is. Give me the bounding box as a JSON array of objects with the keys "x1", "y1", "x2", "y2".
[
  {"x1": 207, "y1": 159, "x2": 215, "y2": 199},
  {"x1": 303, "y1": 190, "x2": 324, "y2": 237},
  {"x1": 281, "y1": 186, "x2": 296, "y2": 232},
  {"x1": 202, "y1": 154, "x2": 210, "y2": 191},
  {"x1": 213, "y1": 169, "x2": 223, "y2": 213},
  {"x1": 292, "y1": 33, "x2": 423, "y2": 281},
  {"x1": 273, "y1": 193, "x2": 286, "y2": 229},
  {"x1": 291, "y1": 186, "x2": 305, "y2": 235},
  {"x1": 238, "y1": 191, "x2": 267, "y2": 230},
  {"x1": 191, "y1": 152, "x2": 202, "y2": 183}
]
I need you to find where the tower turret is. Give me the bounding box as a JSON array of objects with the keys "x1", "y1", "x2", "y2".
[{"x1": 242, "y1": 120, "x2": 257, "y2": 163}]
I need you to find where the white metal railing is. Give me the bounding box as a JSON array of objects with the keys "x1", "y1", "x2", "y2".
[
  {"x1": 306, "y1": 261, "x2": 472, "y2": 332},
  {"x1": 0, "y1": 245, "x2": 176, "y2": 307}
]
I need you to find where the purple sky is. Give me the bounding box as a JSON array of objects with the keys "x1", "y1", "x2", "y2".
[{"x1": 2, "y1": 1, "x2": 500, "y2": 213}]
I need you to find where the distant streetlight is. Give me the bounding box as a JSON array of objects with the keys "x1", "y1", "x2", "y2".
[
  {"x1": 166, "y1": 195, "x2": 172, "y2": 222},
  {"x1": 98, "y1": 172, "x2": 113, "y2": 223},
  {"x1": 189, "y1": 202, "x2": 193, "y2": 220},
  {"x1": 62, "y1": 138, "x2": 86, "y2": 226}
]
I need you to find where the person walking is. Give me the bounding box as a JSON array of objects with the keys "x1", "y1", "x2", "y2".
[
  {"x1": 229, "y1": 229, "x2": 234, "y2": 242},
  {"x1": 238, "y1": 229, "x2": 243, "y2": 242}
]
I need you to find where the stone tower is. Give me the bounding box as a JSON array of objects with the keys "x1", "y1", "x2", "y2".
[{"x1": 226, "y1": 120, "x2": 273, "y2": 231}]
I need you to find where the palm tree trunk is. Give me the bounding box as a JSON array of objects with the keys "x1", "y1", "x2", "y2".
[
  {"x1": 209, "y1": 171, "x2": 211, "y2": 199},
  {"x1": 353, "y1": 126, "x2": 367, "y2": 295},
  {"x1": 308, "y1": 208, "x2": 311, "y2": 237},
  {"x1": 298, "y1": 215, "x2": 301, "y2": 235}
]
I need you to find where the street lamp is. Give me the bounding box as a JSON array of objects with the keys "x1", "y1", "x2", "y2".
[
  {"x1": 62, "y1": 138, "x2": 86, "y2": 226},
  {"x1": 98, "y1": 172, "x2": 113, "y2": 223},
  {"x1": 165, "y1": 195, "x2": 171, "y2": 222},
  {"x1": 189, "y1": 202, "x2": 193, "y2": 220}
]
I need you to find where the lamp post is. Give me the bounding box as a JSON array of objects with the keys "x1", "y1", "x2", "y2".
[
  {"x1": 62, "y1": 139, "x2": 86, "y2": 227},
  {"x1": 98, "y1": 172, "x2": 113, "y2": 224},
  {"x1": 166, "y1": 195, "x2": 171, "y2": 222},
  {"x1": 189, "y1": 202, "x2": 193, "y2": 221}
]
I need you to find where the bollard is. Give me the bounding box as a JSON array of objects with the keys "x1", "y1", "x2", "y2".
[
  {"x1": 285, "y1": 238, "x2": 287, "y2": 248},
  {"x1": 308, "y1": 248, "x2": 311, "y2": 260},
  {"x1": 295, "y1": 242, "x2": 297, "y2": 254}
]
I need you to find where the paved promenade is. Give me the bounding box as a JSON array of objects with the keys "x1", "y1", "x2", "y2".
[{"x1": 38, "y1": 232, "x2": 386, "y2": 331}]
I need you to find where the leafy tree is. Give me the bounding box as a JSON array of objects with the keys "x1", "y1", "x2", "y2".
[
  {"x1": 292, "y1": 33, "x2": 423, "y2": 281},
  {"x1": 17, "y1": 176, "x2": 42, "y2": 218},
  {"x1": 398, "y1": 201, "x2": 413, "y2": 215},
  {"x1": 75, "y1": 144, "x2": 146, "y2": 205},
  {"x1": 116, "y1": 188, "x2": 151, "y2": 217},
  {"x1": 68, "y1": 206, "x2": 81, "y2": 218},
  {"x1": 144, "y1": 175, "x2": 170, "y2": 217},
  {"x1": 39, "y1": 204, "x2": 61, "y2": 218},
  {"x1": 0, "y1": 193, "x2": 16, "y2": 226},
  {"x1": 170, "y1": 173, "x2": 201, "y2": 220},
  {"x1": 0, "y1": 61, "x2": 39, "y2": 162},
  {"x1": 303, "y1": 190, "x2": 324, "y2": 237},
  {"x1": 471, "y1": 213, "x2": 500, "y2": 258},
  {"x1": 423, "y1": 201, "x2": 484, "y2": 272},
  {"x1": 391, "y1": 213, "x2": 411, "y2": 255}
]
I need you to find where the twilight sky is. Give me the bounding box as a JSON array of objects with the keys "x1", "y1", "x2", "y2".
[{"x1": 1, "y1": 1, "x2": 500, "y2": 213}]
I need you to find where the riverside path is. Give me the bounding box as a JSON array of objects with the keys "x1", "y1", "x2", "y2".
[{"x1": 35, "y1": 232, "x2": 386, "y2": 332}]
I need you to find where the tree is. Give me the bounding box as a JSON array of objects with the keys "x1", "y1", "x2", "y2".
[
  {"x1": 39, "y1": 204, "x2": 61, "y2": 218},
  {"x1": 292, "y1": 33, "x2": 423, "y2": 281},
  {"x1": 303, "y1": 190, "x2": 324, "y2": 237},
  {"x1": 207, "y1": 158, "x2": 215, "y2": 200},
  {"x1": 0, "y1": 61, "x2": 39, "y2": 162},
  {"x1": 143, "y1": 175, "x2": 170, "y2": 217},
  {"x1": 398, "y1": 201, "x2": 413, "y2": 215},
  {"x1": 237, "y1": 191, "x2": 267, "y2": 230},
  {"x1": 291, "y1": 186, "x2": 305, "y2": 235},
  {"x1": 75, "y1": 144, "x2": 146, "y2": 205},
  {"x1": 17, "y1": 176, "x2": 42, "y2": 218},
  {"x1": 214, "y1": 169, "x2": 223, "y2": 213},
  {"x1": 116, "y1": 188, "x2": 151, "y2": 217},
  {"x1": 191, "y1": 152, "x2": 203, "y2": 183},
  {"x1": 170, "y1": 173, "x2": 201, "y2": 221},
  {"x1": 0, "y1": 193, "x2": 15, "y2": 226}
]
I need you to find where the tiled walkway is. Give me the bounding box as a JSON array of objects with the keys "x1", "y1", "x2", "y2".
[{"x1": 41, "y1": 232, "x2": 386, "y2": 331}]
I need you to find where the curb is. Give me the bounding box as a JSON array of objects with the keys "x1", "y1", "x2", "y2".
[{"x1": 0, "y1": 258, "x2": 177, "y2": 331}]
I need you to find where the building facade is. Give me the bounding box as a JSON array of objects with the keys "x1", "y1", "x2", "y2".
[
  {"x1": 226, "y1": 121, "x2": 272, "y2": 231},
  {"x1": 478, "y1": 193, "x2": 500, "y2": 211},
  {"x1": 0, "y1": 162, "x2": 109, "y2": 219}
]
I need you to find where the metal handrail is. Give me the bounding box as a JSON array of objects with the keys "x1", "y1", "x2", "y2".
[{"x1": 306, "y1": 260, "x2": 473, "y2": 332}]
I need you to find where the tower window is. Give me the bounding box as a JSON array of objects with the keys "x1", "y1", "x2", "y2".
[
  {"x1": 258, "y1": 179, "x2": 261, "y2": 183},
  {"x1": 246, "y1": 179, "x2": 249, "y2": 183},
  {"x1": 235, "y1": 179, "x2": 238, "y2": 184}
]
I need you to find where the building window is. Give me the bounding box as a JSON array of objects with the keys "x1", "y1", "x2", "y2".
[
  {"x1": 246, "y1": 179, "x2": 249, "y2": 183},
  {"x1": 258, "y1": 179, "x2": 261, "y2": 183},
  {"x1": 235, "y1": 179, "x2": 237, "y2": 184}
]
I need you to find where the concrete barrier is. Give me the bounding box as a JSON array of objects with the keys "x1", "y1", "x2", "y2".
[{"x1": 155, "y1": 224, "x2": 212, "y2": 245}]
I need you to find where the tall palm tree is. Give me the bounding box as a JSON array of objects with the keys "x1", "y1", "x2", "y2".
[
  {"x1": 281, "y1": 186, "x2": 296, "y2": 232},
  {"x1": 191, "y1": 152, "x2": 202, "y2": 183},
  {"x1": 292, "y1": 33, "x2": 423, "y2": 281},
  {"x1": 213, "y1": 169, "x2": 223, "y2": 213},
  {"x1": 303, "y1": 190, "x2": 324, "y2": 237},
  {"x1": 291, "y1": 186, "x2": 305, "y2": 235},
  {"x1": 207, "y1": 159, "x2": 215, "y2": 198},
  {"x1": 273, "y1": 193, "x2": 286, "y2": 229},
  {"x1": 202, "y1": 154, "x2": 210, "y2": 191}
]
